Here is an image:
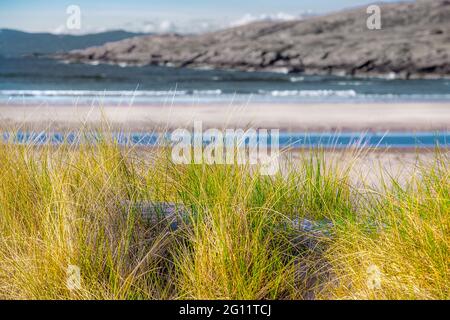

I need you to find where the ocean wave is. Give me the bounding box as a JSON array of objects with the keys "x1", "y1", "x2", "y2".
[
  {"x1": 1, "y1": 89, "x2": 224, "y2": 97},
  {"x1": 0, "y1": 90, "x2": 189, "y2": 97},
  {"x1": 192, "y1": 89, "x2": 222, "y2": 95},
  {"x1": 259, "y1": 89, "x2": 358, "y2": 97},
  {"x1": 289, "y1": 76, "x2": 305, "y2": 82},
  {"x1": 2, "y1": 89, "x2": 450, "y2": 102},
  {"x1": 336, "y1": 81, "x2": 366, "y2": 86}
]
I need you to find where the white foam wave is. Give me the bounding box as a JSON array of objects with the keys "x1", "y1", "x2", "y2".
[
  {"x1": 289, "y1": 77, "x2": 304, "y2": 82},
  {"x1": 260, "y1": 90, "x2": 357, "y2": 97},
  {"x1": 192, "y1": 90, "x2": 222, "y2": 95},
  {"x1": 1, "y1": 89, "x2": 227, "y2": 98},
  {"x1": 0, "y1": 90, "x2": 189, "y2": 97},
  {"x1": 336, "y1": 81, "x2": 365, "y2": 86},
  {"x1": 1, "y1": 89, "x2": 359, "y2": 99}
]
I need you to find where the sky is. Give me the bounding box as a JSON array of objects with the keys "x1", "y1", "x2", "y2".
[{"x1": 0, "y1": 0, "x2": 404, "y2": 34}]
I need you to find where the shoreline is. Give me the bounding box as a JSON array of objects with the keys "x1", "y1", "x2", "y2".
[{"x1": 0, "y1": 102, "x2": 449, "y2": 132}]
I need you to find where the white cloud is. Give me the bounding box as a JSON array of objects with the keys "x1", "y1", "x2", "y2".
[
  {"x1": 159, "y1": 20, "x2": 175, "y2": 32},
  {"x1": 230, "y1": 12, "x2": 313, "y2": 27},
  {"x1": 120, "y1": 12, "x2": 312, "y2": 35},
  {"x1": 48, "y1": 11, "x2": 316, "y2": 35},
  {"x1": 120, "y1": 18, "x2": 225, "y2": 34}
]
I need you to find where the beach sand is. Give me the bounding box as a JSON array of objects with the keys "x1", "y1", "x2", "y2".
[
  {"x1": 0, "y1": 102, "x2": 449, "y2": 132},
  {"x1": 287, "y1": 149, "x2": 444, "y2": 188}
]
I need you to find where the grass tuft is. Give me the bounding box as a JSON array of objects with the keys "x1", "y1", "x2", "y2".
[{"x1": 0, "y1": 133, "x2": 447, "y2": 300}]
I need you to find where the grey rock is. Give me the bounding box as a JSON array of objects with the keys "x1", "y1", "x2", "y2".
[
  {"x1": 55, "y1": 1, "x2": 450, "y2": 79},
  {"x1": 292, "y1": 217, "x2": 333, "y2": 235},
  {"x1": 122, "y1": 201, "x2": 187, "y2": 231},
  {"x1": 289, "y1": 217, "x2": 333, "y2": 251}
]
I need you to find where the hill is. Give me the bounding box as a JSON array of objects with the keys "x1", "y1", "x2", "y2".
[{"x1": 0, "y1": 29, "x2": 146, "y2": 57}]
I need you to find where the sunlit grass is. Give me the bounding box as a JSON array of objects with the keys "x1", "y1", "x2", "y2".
[
  {"x1": 320, "y1": 151, "x2": 449, "y2": 299},
  {"x1": 0, "y1": 132, "x2": 447, "y2": 300}
]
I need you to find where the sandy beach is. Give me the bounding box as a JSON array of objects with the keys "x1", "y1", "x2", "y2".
[{"x1": 0, "y1": 102, "x2": 449, "y2": 132}]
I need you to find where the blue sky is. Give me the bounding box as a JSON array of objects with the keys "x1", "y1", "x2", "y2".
[{"x1": 0, "y1": 0, "x2": 403, "y2": 34}]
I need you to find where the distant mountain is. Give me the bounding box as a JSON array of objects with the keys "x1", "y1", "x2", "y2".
[
  {"x1": 0, "y1": 29, "x2": 147, "y2": 58},
  {"x1": 56, "y1": 0, "x2": 450, "y2": 79}
]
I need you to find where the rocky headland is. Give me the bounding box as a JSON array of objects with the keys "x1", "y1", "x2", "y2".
[{"x1": 55, "y1": 0, "x2": 450, "y2": 79}]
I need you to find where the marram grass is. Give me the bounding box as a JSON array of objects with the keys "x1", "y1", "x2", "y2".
[{"x1": 0, "y1": 135, "x2": 448, "y2": 300}]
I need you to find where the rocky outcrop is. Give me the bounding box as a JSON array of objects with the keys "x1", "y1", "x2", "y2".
[{"x1": 56, "y1": 0, "x2": 450, "y2": 79}]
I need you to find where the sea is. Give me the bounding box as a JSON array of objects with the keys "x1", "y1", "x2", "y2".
[{"x1": 1, "y1": 57, "x2": 450, "y2": 105}]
